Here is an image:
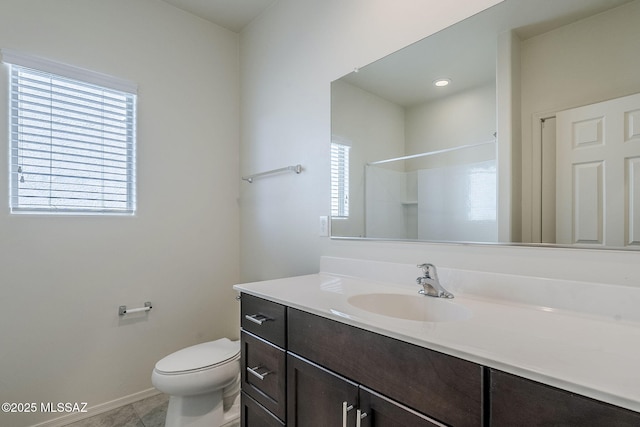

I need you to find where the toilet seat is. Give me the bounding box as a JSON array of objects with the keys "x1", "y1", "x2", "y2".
[{"x1": 155, "y1": 338, "x2": 240, "y2": 375}]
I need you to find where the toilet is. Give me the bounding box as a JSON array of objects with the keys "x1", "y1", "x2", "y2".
[{"x1": 152, "y1": 338, "x2": 241, "y2": 427}]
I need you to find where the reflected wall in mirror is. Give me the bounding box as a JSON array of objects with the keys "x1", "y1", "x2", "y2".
[{"x1": 330, "y1": 0, "x2": 640, "y2": 250}]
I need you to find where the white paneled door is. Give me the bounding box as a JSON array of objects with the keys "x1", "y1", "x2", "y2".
[{"x1": 556, "y1": 92, "x2": 640, "y2": 248}]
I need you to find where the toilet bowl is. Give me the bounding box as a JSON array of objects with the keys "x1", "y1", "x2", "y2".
[{"x1": 152, "y1": 338, "x2": 241, "y2": 427}]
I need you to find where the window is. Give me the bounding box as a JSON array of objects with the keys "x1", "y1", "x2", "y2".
[
  {"x1": 466, "y1": 163, "x2": 496, "y2": 221},
  {"x1": 2, "y1": 49, "x2": 137, "y2": 214},
  {"x1": 330, "y1": 141, "x2": 350, "y2": 218}
]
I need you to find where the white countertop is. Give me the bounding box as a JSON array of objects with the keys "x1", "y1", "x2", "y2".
[{"x1": 234, "y1": 269, "x2": 640, "y2": 413}]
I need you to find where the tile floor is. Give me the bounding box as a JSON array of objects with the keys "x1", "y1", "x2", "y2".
[{"x1": 65, "y1": 393, "x2": 169, "y2": 427}]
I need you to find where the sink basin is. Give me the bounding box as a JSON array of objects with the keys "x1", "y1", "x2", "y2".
[{"x1": 347, "y1": 293, "x2": 471, "y2": 322}]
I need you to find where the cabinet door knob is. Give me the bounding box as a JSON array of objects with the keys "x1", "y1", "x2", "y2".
[
  {"x1": 246, "y1": 365, "x2": 271, "y2": 380},
  {"x1": 342, "y1": 401, "x2": 354, "y2": 427},
  {"x1": 356, "y1": 409, "x2": 368, "y2": 427}
]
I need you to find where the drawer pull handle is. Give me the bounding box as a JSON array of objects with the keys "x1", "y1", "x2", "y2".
[
  {"x1": 246, "y1": 366, "x2": 271, "y2": 380},
  {"x1": 342, "y1": 401, "x2": 354, "y2": 427},
  {"x1": 245, "y1": 313, "x2": 271, "y2": 325},
  {"x1": 356, "y1": 409, "x2": 368, "y2": 427}
]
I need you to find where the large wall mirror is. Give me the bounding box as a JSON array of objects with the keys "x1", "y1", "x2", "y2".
[{"x1": 331, "y1": 0, "x2": 640, "y2": 250}]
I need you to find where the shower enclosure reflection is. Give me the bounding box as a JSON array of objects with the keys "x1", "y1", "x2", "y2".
[
  {"x1": 331, "y1": 71, "x2": 497, "y2": 241},
  {"x1": 365, "y1": 143, "x2": 497, "y2": 241}
]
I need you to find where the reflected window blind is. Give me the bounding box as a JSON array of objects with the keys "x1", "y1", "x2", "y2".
[
  {"x1": 467, "y1": 164, "x2": 497, "y2": 221},
  {"x1": 7, "y1": 58, "x2": 136, "y2": 214},
  {"x1": 330, "y1": 142, "x2": 350, "y2": 218}
]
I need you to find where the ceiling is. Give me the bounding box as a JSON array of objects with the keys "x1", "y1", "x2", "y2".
[
  {"x1": 160, "y1": 0, "x2": 277, "y2": 32},
  {"x1": 339, "y1": 0, "x2": 634, "y2": 107}
]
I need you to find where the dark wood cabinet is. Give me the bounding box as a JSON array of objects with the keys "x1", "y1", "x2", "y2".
[
  {"x1": 359, "y1": 386, "x2": 446, "y2": 427},
  {"x1": 287, "y1": 353, "x2": 359, "y2": 426},
  {"x1": 240, "y1": 294, "x2": 287, "y2": 426},
  {"x1": 239, "y1": 292, "x2": 640, "y2": 427},
  {"x1": 242, "y1": 392, "x2": 285, "y2": 427},
  {"x1": 241, "y1": 295, "x2": 451, "y2": 426},
  {"x1": 241, "y1": 293, "x2": 286, "y2": 348},
  {"x1": 241, "y1": 331, "x2": 286, "y2": 420},
  {"x1": 489, "y1": 369, "x2": 640, "y2": 427},
  {"x1": 288, "y1": 353, "x2": 443, "y2": 427},
  {"x1": 288, "y1": 308, "x2": 483, "y2": 427}
]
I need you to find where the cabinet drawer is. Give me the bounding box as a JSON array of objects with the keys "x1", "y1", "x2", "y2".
[
  {"x1": 241, "y1": 293, "x2": 286, "y2": 347},
  {"x1": 288, "y1": 308, "x2": 483, "y2": 427},
  {"x1": 241, "y1": 392, "x2": 285, "y2": 427},
  {"x1": 241, "y1": 331, "x2": 286, "y2": 421},
  {"x1": 490, "y1": 369, "x2": 640, "y2": 426},
  {"x1": 360, "y1": 386, "x2": 444, "y2": 427}
]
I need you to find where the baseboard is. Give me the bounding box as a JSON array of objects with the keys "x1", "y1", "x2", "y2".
[{"x1": 29, "y1": 388, "x2": 161, "y2": 427}]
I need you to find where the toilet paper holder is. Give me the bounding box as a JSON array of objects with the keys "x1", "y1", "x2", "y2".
[{"x1": 119, "y1": 301, "x2": 152, "y2": 316}]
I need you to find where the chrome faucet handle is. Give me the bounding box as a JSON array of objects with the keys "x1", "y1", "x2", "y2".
[
  {"x1": 416, "y1": 263, "x2": 453, "y2": 299},
  {"x1": 417, "y1": 263, "x2": 437, "y2": 278}
]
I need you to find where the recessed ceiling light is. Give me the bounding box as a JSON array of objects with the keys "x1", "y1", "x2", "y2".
[{"x1": 433, "y1": 78, "x2": 451, "y2": 87}]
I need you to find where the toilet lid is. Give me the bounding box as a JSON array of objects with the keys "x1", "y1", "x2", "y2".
[{"x1": 155, "y1": 338, "x2": 240, "y2": 374}]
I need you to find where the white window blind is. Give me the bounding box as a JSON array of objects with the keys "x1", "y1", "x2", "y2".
[
  {"x1": 4, "y1": 52, "x2": 137, "y2": 214},
  {"x1": 330, "y1": 142, "x2": 350, "y2": 218},
  {"x1": 467, "y1": 163, "x2": 497, "y2": 221}
]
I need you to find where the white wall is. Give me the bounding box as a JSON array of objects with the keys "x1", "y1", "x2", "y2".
[
  {"x1": 365, "y1": 166, "x2": 409, "y2": 238},
  {"x1": 240, "y1": 0, "x2": 640, "y2": 288},
  {"x1": 405, "y1": 83, "x2": 497, "y2": 170},
  {"x1": 240, "y1": 0, "x2": 502, "y2": 282},
  {"x1": 0, "y1": 1, "x2": 240, "y2": 426},
  {"x1": 331, "y1": 79, "x2": 405, "y2": 237}
]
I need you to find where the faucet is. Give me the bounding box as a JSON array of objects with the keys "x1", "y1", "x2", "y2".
[{"x1": 416, "y1": 263, "x2": 454, "y2": 299}]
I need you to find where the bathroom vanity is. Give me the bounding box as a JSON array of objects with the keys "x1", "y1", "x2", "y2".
[{"x1": 235, "y1": 258, "x2": 640, "y2": 426}]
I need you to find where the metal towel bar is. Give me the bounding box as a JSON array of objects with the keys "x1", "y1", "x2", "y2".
[{"x1": 242, "y1": 164, "x2": 302, "y2": 183}]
